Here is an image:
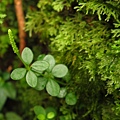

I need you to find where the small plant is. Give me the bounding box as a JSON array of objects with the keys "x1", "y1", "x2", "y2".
[
  {"x1": 8, "y1": 29, "x2": 77, "y2": 105},
  {"x1": 34, "y1": 105, "x2": 57, "y2": 120},
  {"x1": 0, "y1": 70, "x2": 16, "y2": 111}
]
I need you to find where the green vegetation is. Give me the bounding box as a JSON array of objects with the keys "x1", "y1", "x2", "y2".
[
  {"x1": 0, "y1": 71, "x2": 16, "y2": 111},
  {"x1": 0, "y1": 0, "x2": 120, "y2": 120}
]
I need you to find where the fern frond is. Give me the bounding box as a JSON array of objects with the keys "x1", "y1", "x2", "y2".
[
  {"x1": 111, "y1": 22, "x2": 120, "y2": 37},
  {"x1": 75, "y1": 1, "x2": 120, "y2": 21}
]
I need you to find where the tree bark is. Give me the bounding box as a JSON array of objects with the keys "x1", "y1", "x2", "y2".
[{"x1": 14, "y1": 0, "x2": 26, "y2": 54}]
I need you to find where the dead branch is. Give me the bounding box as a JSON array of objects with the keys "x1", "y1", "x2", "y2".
[{"x1": 14, "y1": 0, "x2": 26, "y2": 54}]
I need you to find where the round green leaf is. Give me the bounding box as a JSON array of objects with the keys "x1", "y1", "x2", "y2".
[
  {"x1": 26, "y1": 70, "x2": 37, "y2": 87},
  {"x1": 47, "y1": 112, "x2": 55, "y2": 119},
  {"x1": 31, "y1": 60, "x2": 49, "y2": 72},
  {"x1": 34, "y1": 77, "x2": 48, "y2": 90},
  {"x1": 65, "y1": 93, "x2": 77, "y2": 105},
  {"x1": 46, "y1": 79, "x2": 60, "y2": 96},
  {"x1": 46, "y1": 107, "x2": 56, "y2": 119},
  {"x1": 11, "y1": 68, "x2": 26, "y2": 80},
  {"x1": 52, "y1": 64, "x2": 68, "y2": 78},
  {"x1": 57, "y1": 87, "x2": 67, "y2": 98},
  {"x1": 43, "y1": 55, "x2": 55, "y2": 71},
  {"x1": 37, "y1": 114, "x2": 46, "y2": 120},
  {"x1": 21, "y1": 47, "x2": 33, "y2": 65}
]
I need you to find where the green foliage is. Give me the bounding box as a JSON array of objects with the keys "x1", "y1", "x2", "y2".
[
  {"x1": 31, "y1": 61, "x2": 49, "y2": 72},
  {"x1": 10, "y1": 46, "x2": 73, "y2": 103},
  {"x1": 0, "y1": 0, "x2": 18, "y2": 57},
  {"x1": 1, "y1": 0, "x2": 119, "y2": 119},
  {"x1": 0, "y1": 71, "x2": 16, "y2": 111},
  {"x1": 43, "y1": 55, "x2": 55, "y2": 71},
  {"x1": 21, "y1": 47, "x2": 34, "y2": 65},
  {"x1": 59, "y1": 104, "x2": 77, "y2": 120},
  {"x1": 0, "y1": 13, "x2": 6, "y2": 24},
  {"x1": 8, "y1": 31, "x2": 76, "y2": 106},
  {"x1": 25, "y1": 0, "x2": 120, "y2": 119},
  {"x1": 65, "y1": 93, "x2": 77, "y2": 105},
  {"x1": 112, "y1": 100, "x2": 120, "y2": 116},
  {"x1": 52, "y1": 64, "x2": 68, "y2": 78},
  {"x1": 75, "y1": 0, "x2": 120, "y2": 21},
  {"x1": 25, "y1": 0, "x2": 74, "y2": 38},
  {"x1": 5, "y1": 112, "x2": 22, "y2": 120},
  {"x1": 57, "y1": 87, "x2": 67, "y2": 98},
  {"x1": 8, "y1": 29, "x2": 19, "y2": 54},
  {"x1": 46, "y1": 79, "x2": 60, "y2": 96},
  {"x1": 11, "y1": 68, "x2": 27, "y2": 80},
  {"x1": 34, "y1": 106, "x2": 57, "y2": 120},
  {"x1": 0, "y1": 112, "x2": 23, "y2": 120},
  {"x1": 26, "y1": 70, "x2": 37, "y2": 87}
]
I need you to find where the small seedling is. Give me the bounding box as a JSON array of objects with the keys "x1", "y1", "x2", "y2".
[{"x1": 34, "y1": 106, "x2": 57, "y2": 120}]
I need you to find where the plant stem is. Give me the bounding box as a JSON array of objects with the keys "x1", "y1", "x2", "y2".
[
  {"x1": 17, "y1": 53, "x2": 30, "y2": 70},
  {"x1": 55, "y1": 79, "x2": 67, "y2": 86}
]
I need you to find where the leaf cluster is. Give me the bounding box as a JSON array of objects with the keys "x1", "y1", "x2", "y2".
[
  {"x1": 34, "y1": 106, "x2": 57, "y2": 120},
  {"x1": 9, "y1": 44, "x2": 77, "y2": 106}
]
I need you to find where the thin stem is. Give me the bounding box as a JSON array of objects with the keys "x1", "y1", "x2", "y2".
[
  {"x1": 17, "y1": 53, "x2": 30, "y2": 70},
  {"x1": 55, "y1": 79, "x2": 67, "y2": 86}
]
